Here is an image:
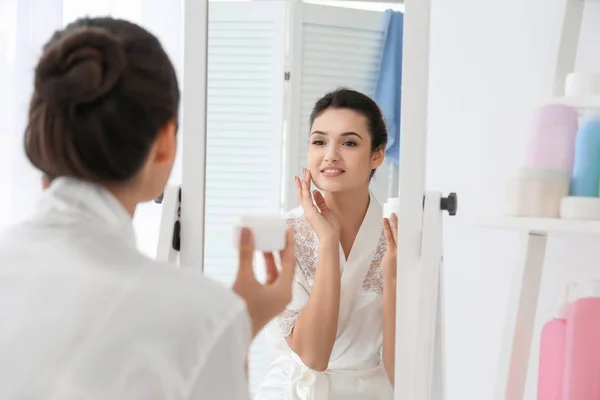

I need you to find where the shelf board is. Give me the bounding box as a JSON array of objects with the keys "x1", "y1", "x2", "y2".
[
  {"x1": 546, "y1": 96, "x2": 600, "y2": 112},
  {"x1": 475, "y1": 216, "x2": 600, "y2": 236}
]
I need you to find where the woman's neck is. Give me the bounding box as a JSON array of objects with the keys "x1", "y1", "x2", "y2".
[
  {"x1": 324, "y1": 186, "x2": 371, "y2": 234},
  {"x1": 105, "y1": 184, "x2": 139, "y2": 218}
]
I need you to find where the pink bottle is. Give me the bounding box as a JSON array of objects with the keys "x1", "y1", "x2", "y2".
[
  {"x1": 525, "y1": 104, "x2": 579, "y2": 173},
  {"x1": 563, "y1": 281, "x2": 600, "y2": 400},
  {"x1": 537, "y1": 287, "x2": 568, "y2": 400}
]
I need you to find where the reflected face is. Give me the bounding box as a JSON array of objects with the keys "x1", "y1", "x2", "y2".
[{"x1": 307, "y1": 108, "x2": 382, "y2": 193}]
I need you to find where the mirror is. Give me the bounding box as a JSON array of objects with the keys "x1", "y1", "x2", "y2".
[{"x1": 203, "y1": 1, "x2": 404, "y2": 397}]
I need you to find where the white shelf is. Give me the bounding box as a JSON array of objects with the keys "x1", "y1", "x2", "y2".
[
  {"x1": 546, "y1": 96, "x2": 600, "y2": 112},
  {"x1": 476, "y1": 216, "x2": 600, "y2": 236}
]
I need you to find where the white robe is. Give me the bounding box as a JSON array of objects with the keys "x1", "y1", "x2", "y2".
[
  {"x1": 256, "y1": 193, "x2": 394, "y2": 400},
  {"x1": 0, "y1": 177, "x2": 252, "y2": 400}
]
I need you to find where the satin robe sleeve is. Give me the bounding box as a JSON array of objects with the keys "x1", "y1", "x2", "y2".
[{"x1": 276, "y1": 261, "x2": 310, "y2": 337}]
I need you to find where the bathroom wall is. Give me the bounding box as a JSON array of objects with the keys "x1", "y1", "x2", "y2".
[{"x1": 427, "y1": 0, "x2": 600, "y2": 398}]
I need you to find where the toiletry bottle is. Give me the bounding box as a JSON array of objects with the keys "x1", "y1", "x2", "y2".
[
  {"x1": 537, "y1": 286, "x2": 569, "y2": 400},
  {"x1": 570, "y1": 118, "x2": 600, "y2": 197},
  {"x1": 563, "y1": 280, "x2": 600, "y2": 400},
  {"x1": 525, "y1": 104, "x2": 578, "y2": 173}
]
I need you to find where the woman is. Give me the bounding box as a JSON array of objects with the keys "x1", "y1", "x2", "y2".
[
  {"x1": 0, "y1": 17, "x2": 295, "y2": 399},
  {"x1": 256, "y1": 88, "x2": 399, "y2": 400}
]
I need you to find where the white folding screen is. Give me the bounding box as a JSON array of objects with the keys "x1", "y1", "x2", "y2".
[
  {"x1": 284, "y1": 2, "x2": 388, "y2": 209},
  {"x1": 203, "y1": 0, "x2": 286, "y2": 289},
  {"x1": 202, "y1": 1, "x2": 287, "y2": 395}
]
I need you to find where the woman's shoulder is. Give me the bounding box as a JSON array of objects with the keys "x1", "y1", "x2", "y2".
[
  {"x1": 283, "y1": 206, "x2": 306, "y2": 232},
  {"x1": 283, "y1": 205, "x2": 304, "y2": 221},
  {"x1": 283, "y1": 206, "x2": 316, "y2": 240}
]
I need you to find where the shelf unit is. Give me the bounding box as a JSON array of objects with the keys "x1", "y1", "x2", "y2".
[
  {"x1": 476, "y1": 216, "x2": 600, "y2": 236},
  {"x1": 482, "y1": 1, "x2": 599, "y2": 399}
]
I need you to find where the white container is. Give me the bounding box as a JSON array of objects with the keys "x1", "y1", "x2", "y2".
[
  {"x1": 515, "y1": 167, "x2": 571, "y2": 181},
  {"x1": 560, "y1": 196, "x2": 600, "y2": 220},
  {"x1": 233, "y1": 214, "x2": 287, "y2": 252},
  {"x1": 383, "y1": 197, "x2": 401, "y2": 219},
  {"x1": 504, "y1": 167, "x2": 570, "y2": 218},
  {"x1": 565, "y1": 72, "x2": 600, "y2": 97}
]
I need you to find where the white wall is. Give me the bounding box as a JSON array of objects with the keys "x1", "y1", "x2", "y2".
[{"x1": 428, "y1": 0, "x2": 600, "y2": 399}]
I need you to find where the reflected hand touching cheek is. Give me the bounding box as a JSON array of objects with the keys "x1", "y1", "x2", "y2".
[{"x1": 294, "y1": 167, "x2": 340, "y2": 241}]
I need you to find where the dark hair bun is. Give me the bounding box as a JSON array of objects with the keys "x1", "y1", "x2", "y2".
[
  {"x1": 26, "y1": 17, "x2": 179, "y2": 184},
  {"x1": 35, "y1": 26, "x2": 126, "y2": 105}
]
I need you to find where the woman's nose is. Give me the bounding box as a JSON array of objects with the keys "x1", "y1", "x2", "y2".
[{"x1": 324, "y1": 145, "x2": 340, "y2": 162}]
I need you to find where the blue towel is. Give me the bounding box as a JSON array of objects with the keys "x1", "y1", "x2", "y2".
[{"x1": 374, "y1": 10, "x2": 404, "y2": 166}]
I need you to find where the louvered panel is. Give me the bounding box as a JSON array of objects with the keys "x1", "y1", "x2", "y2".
[
  {"x1": 205, "y1": 2, "x2": 286, "y2": 397},
  {"x1": 285, "y1": 4, "x2": 386, "y2": 209}
]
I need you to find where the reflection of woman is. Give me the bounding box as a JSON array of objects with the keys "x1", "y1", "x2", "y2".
[
  {"x1": 257, "y1": 89, "x2": 398, "y2": 400},
  {"x1": 0, "y1": 17, "x2": 296, "y2": 399}
]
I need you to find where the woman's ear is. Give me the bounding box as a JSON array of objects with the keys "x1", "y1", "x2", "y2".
[
  {"x1": 371, "y1": 146, "x2": 385, "y2": 170},
  {"x1": 152, "y1": 118, "x2": 177, "y2": 166}
]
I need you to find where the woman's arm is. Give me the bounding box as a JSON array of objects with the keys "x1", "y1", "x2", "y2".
[
  {"x1": 381, "y1": 214, "x2": 398, "y2": 384},
  {"x1": 286, "y1": 236, "x2": 340, "y2": 371},
  {"x1": 284, "y1": 170, "x2": 342, "y2": 371}
]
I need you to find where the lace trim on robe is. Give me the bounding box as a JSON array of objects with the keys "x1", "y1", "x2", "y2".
[{"x1": 277, "y1": 214, "x2": 387, "y2": 337}]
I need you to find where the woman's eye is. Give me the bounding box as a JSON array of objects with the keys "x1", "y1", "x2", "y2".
[
  {"x1": 311, "y1": 140, "x2": 325, "y2": 146},
  {"x1": 343, "y1": 141, "x2": 357, "y2": 146}
]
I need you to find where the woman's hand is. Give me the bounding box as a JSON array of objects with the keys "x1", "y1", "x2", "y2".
[
  {"x1": 295, "y1": 168, "x2": 340, "y2": 242},
  {"x1": 233, "y1": 227, "x2": 296, "y2": 337},
  {"x1": 381, "y1": 213, "x2": 398, "y2": 282}
]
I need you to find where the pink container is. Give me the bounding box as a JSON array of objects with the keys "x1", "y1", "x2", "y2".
[
  {"x1": 563, "y1": 281, "x2": 600, "y2": 400},
  {"x1": 537, "y1": 288, "x2": 568, "y2": 400},
  {"x1": 525, "y1": 104, "x2": 579, "y2": 172}
]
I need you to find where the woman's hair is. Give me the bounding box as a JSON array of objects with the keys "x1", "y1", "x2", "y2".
[
  {"x1": 309, "y1": 88, "x2": 388, "y2": 177},
  {"x1": 25, "y1": 17, "x2": 180, "y2": 183}
]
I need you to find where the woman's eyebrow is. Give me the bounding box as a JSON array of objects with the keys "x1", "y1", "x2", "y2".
[{"x1": 310, "y1": 130, "x2": 363, "y2": 139}]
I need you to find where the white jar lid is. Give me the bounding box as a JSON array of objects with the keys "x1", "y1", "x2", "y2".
[
  {"x1": 565, "y1": 72, "x2": 600, "y2": 97},
  {"x1": 233, "y1": 213, "x2": 287, "y2": 252},
  {"x1": 514, "y1": 166, "x2": 570, "y2": 181},
  {"x1": 560, "y1": 196, "x2": 600, "y2": 220}
]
